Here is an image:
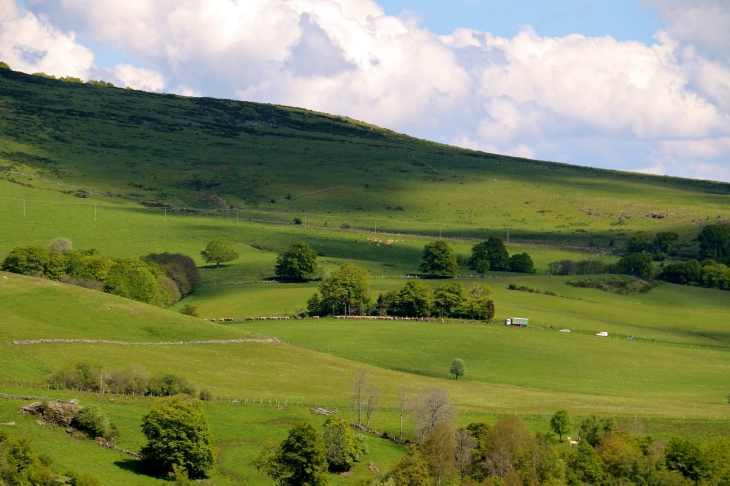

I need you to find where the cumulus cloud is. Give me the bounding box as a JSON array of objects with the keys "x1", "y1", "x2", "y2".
[
  {"x1": 0, "y1": 3, "x2": 94, "y2": 78},
  {"x1": 12, "y1": 0, "x2": 730, "y2": 180},
  {"x1": 112, "y1": 64, "x2": 166, "y2": 91}
]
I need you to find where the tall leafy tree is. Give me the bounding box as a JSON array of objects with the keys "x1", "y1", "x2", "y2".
[
  {"x1": 420, "y1": 421, "x2": 457, "y2": 485},
  {"x1": 420, "y1": 241, "x2": 459, "y2": 276},
  {"x1": 276, "y1": 421, "x2": 329, "y2": 486},
  {"x1": 275, "y1": 242, "x2": 318, "y2": 280},
  {"x1": 549, "y1": 410, "x2": 571, "y2": 441},
  {"x1": 508, "y1": 252, "x2": 535, "y2": 273},
  {"x1": 389, "y1": 446, "x2": 433, "y2": 486},
  {"x1": 393, "y1": 281, "x2": 434, "y2": 317},
  {"x1": 322, "y1": 415, "x2": 362, "y2": 472},
  {"x1": 698, "y1": 224, "x2": 730, "y2": 261},
  {"x1": 470, "y1": 237, "x2": 510, "y2": 272},
  {"x1": 317, "y1": 264, "x2": 371, "y2": 315},
  {"x1": 653, "y1": 231, "x2": 679, "y2": 258},
  {"x1": 615, "y1": 252, "x2": 654, "y2": 280},
  {"x1": 140, "y1": 396, "x2": 215, "y2": 478},
  {"x1": 626, "y1": 232, "x2": 654, "y2": 254},
  {"x1": 200, "y1": 238, "x2": 239, "y2": 267},
  {"x1": 450, "y1": 359, "x2": 466, "y2": 380},
  {"x1": 434, "y1": 282, "x2": 467, "y2": 317}
]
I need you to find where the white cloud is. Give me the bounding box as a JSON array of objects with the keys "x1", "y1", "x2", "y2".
[
  {"x1": 112, "y1": 64, "x2": 166, "y2": 92},
  {"x1": 0, "y1": 7, "x2": 94, "y2": 78},
  {"x1": 13, "y1": 0, "x2": 730, "y2": 181}
]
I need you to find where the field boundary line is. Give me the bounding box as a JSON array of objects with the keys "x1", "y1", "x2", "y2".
[{"x1": 10, "y1": 338, "x2": 281, "y2": 346}]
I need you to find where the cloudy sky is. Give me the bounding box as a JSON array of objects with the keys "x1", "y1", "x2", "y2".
[{"x1": 2, "y1": 0, "x2": 729, "y2": 181}]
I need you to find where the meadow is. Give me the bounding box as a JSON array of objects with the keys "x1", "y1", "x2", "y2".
[
  {"x1": 2, "y1": 68, "x2": 730, "y2": 485},
  {"x1": 1, "y1": 68, "x2": 729, "y2": 249}
]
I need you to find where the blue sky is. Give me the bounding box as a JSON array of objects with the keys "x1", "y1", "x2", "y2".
[{"x1": 378, "y1": 0, "x2": 664, "y2": 43}]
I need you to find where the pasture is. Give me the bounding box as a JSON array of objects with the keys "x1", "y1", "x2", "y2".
[{"x1": 1, "y1": 68, "x2": 730, "y2": 248}]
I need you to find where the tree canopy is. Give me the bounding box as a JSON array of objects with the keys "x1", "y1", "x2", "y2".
[
  {"x1": 140, "y1": 396, "x2": 215, "y2": 478},
  {"x1": 200, "y1": 238, "x2": 239, "y2": 267},
  {"x1": 549, "y1": 409, "x2": 570, "y2": 441},
  {"x1": 313, "y1": 264, "x2": 371, "y2": 315},
  {"x1": 508, "y1": 252, "x2": 535, "y2": 273},
  {"x1": 420, "y1": 241, "x2": 459, "y2": 276},
  {"x1": 470, "y1": 237, "x2": 510, "y2": 272},
  {"x1": 275, "y1": 242, "x2": 318, "y2": 280},
  {"x1": 615, "y1": 252, "x2": 654, "y2": 280},
  {"x1": 450, "y1": 358, "x2": 466, "y2": 380}
]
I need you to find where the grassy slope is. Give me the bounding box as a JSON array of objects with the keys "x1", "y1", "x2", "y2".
[
  {"x1": 0, "y1": 179, "x2": 616, "y2": 281},
  {"x1": 1, "y1": 69, "x2": 729, "y2": 247}
]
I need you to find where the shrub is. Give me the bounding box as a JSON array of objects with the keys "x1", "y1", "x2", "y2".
[
  {"x1": 86, "y1": 80, "x2": 115, "y2": 87},
  {"x1": 147, "y1": 373, "x2": 196, "y2": 397},
  {"x1": 0, "y1": 61, "x2": 10, "y2": 70},
  {"x1": 199, "y1": 388, "x2": 213, "y2": 401},
  {"x1": 145, "y1": 253, "x2": 200, "y2": 296},
  {"x1": 141, "y1": 396, "x2": 215, "y2": 478},
  {"x1": 48, "y1": 237, "x2": 73, "y2": 254},
  {"x1": 72, "y1": 405, "x2": 110, "y2": 439},
  {"x1": 1, "y1": 246, "x2": 68, "y2": 279},
  {"x1": 103, "y1": 259, "x2": 160, "y2": 304},
  {"x1": 180, "y1": 304, "x2": 200, "y2": 317},
  {"x1": 340, "y1": 221, "x2": 352, "y2": 229}
]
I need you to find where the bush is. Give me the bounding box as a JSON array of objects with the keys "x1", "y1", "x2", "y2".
[
  {"x1": 340, "y1": 221, "x2": 352, "y2": 229},
  {"x1": 141, "y1": 396, "x2": 215, "y2": 478},
  {"x1": 72, "y1": 405, "x2": 110, "y2": 439},
  {"x1": 1, "y1": 246, "x2": 68, "y2": 279},
  {"x1": 145, "y1": 253, "x2": 200, "y2": 296},
  {"x1": 48, "y1": 237, "x2": 73, "y2": 254},
  {"x1": 180, "y1": 304, "x2": 200, "y2": 317},
  {"x1": 0, "y1": 61, "x2": 10, "y2": 70},
  {"x1": 199, "y1": 388, "x2": 213, "y2": 401},
  {"x1": 103, "y1": 259, "x2": 161, "y2": 304}
]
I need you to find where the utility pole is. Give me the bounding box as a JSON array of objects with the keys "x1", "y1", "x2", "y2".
[
  {"x1": 507, "y1": 228, "x2": 510, "y2": 244},
  {"x1": 304, "y1": 214, "x2": 307, "y2": 230}
]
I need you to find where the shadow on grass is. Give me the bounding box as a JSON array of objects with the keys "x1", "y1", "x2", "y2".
[{"x1": 113, "y1": 459, "x2": 161, "y2": 479}]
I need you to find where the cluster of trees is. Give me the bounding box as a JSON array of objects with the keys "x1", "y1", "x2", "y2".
[
  {"x1": 0, "y1": 430, "x2": 101, "y2": 485},
  {"x1": 0, "y1": 238, "x2": 200, "y2": 307},
  {"x1": 697, "y1": 224, "x2": 730, "y2": 263},
  {"x1": 660, "y1": 259, "x2": 730, "y2": 290},
  {"x1": 626, "y1": 231, "x2": 681, "y2": 260},
  {"x1": 252, "y1": 417, "x2": 369, "y2": 484},
  {"x1": 306, "y1": 265, "x2": 495, "y2": 319},
  {"x1": 468, "y1": 238, "x2": 535, "y2": 274},
  {"x1": 377, "y1": 282, "x2": 495, "y2": 320},
  {"x1": 549, "y1": 253, "x2": 654, "y2": 281},
  {"x1": 46, "y1": 361, "x2": 199, "y2": 398}
]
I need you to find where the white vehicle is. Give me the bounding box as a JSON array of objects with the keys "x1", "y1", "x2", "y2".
[
  {"x1": 596, "y1": 331, "x2": 609, "y2": 337},
  {"x1": 559, "y1": 328, "x2": 571, "y2": 333}
]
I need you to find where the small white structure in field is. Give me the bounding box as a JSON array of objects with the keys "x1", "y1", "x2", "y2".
[
  {"x1": 506, "y1": 318, "x2": 529, "y2": 327},
  {"x1": 596, "y1": 331, "x2": 609, "y2": 337},
  {"x1": 559, "y1": 328, "x2": 571, "y2": 333}
]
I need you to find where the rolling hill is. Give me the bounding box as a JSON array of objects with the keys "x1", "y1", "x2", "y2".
[{"x1": 1, "y1": 68, "x2": 729, "y2": 246}]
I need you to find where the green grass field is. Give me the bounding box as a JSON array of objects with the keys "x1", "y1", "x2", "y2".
[
  {"x1": 1, "y1": 68, "x2": 729, "y2": 249},
  {"x1": 2, "y1": 67, "x2": 730, "y2": 485}
]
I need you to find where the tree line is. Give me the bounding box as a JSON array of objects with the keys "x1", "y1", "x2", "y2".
[
  {"x1": 306, "y1": 265, "x2": 496, "y2": 320},
  {"x1": 1, "y1": 238, "x2": 200, "y2": 307}
]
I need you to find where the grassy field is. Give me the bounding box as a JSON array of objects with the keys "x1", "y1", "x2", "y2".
[{"x1": 1, "y1": 68, "x2": 729, "y2": 248}]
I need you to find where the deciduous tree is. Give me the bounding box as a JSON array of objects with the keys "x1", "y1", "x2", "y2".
[
  {"x1": 275, "y1": 242, "x2": 318, "y2": 280},
  {"x1": 420, "y1": 241, "x2": 459, "y2": 276},
  {"x1": 200, "y1": 238, "x2": 239, "y2": 267},
  {"x1": 140, "y1": 396, "x2": 215, "y2": 478},
  {"x1": 449, "y1": 359, "x2": 466, "y2": 380},
  {"x1": 549, "y1": 409, "x2": 570, "y2": 441}
]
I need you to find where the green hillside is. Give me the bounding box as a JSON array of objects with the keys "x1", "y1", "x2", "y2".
[{"x1": 1, "y1": 68, "x2": 729, "y2": 246}]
